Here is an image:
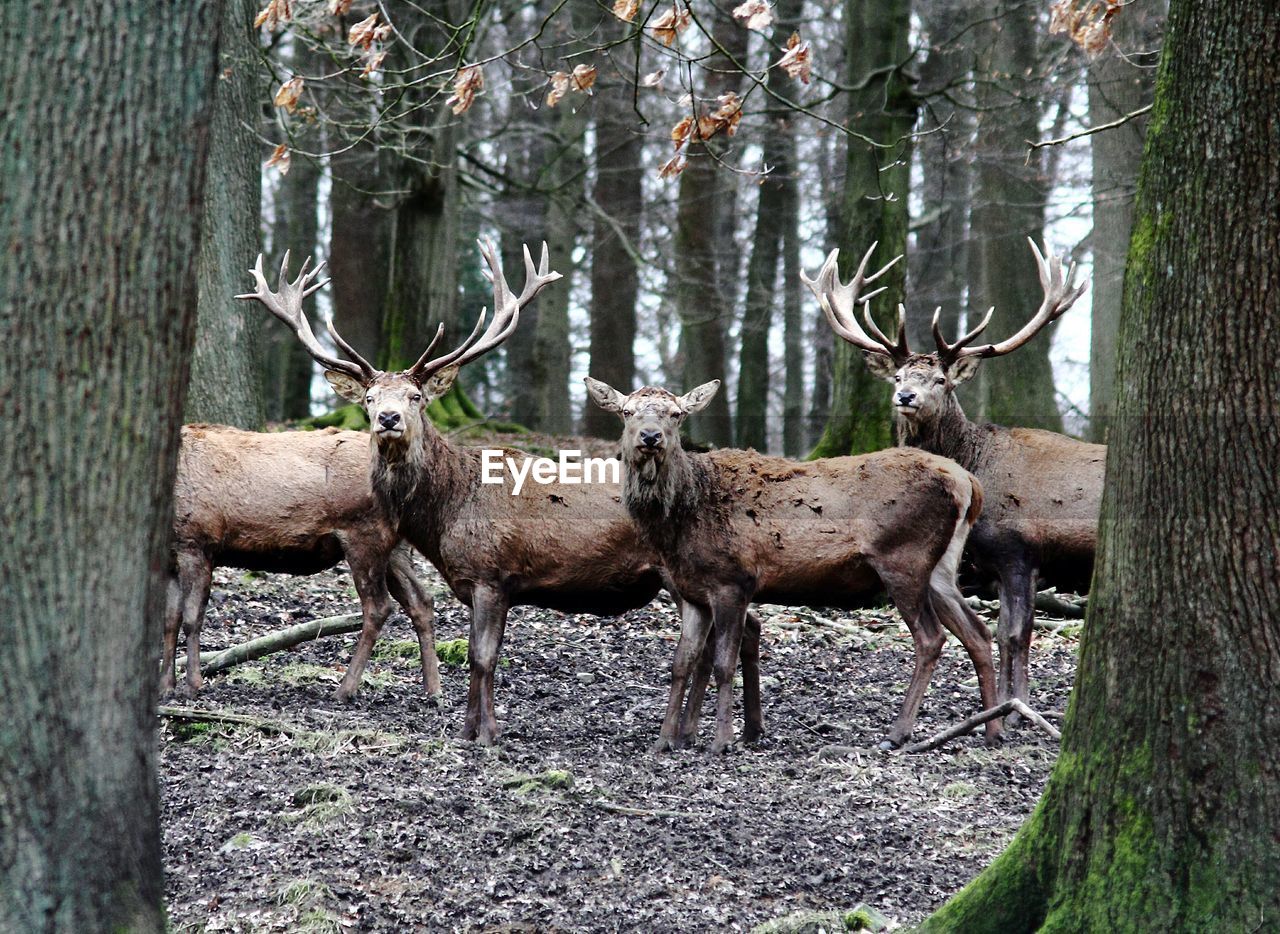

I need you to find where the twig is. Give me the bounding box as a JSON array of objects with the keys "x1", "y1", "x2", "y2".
[
  {"x1": 1025, "y1": 103, "x2": 1152, "y2": 156},
  {"x1": 902, "y1": 699, "x2": 1061, "y2": 754},
  {"x1": 594, "y1": 800, "x2": 701, "y2": 820},
  {"x1": 157, "y1": 706, "x2": 312, "y2": 738},
  {"x1": 175, "y1": 613, "x2": 364, "y2": 676}
]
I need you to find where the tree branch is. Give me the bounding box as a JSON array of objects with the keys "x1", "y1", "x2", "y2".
[
  {"x1": 1025, "y1": 103, "x2": 1152, "y2": 157},
  {"x1": 902, "y1": 699, "x2": 1062, "y2": 754}
]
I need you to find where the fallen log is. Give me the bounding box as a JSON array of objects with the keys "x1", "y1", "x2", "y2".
[
  {"x1": 965, "y1": 588, "x2": 1087, "y2": 620},
  {"x1": 174, "y1": 612, "x2": 363, "y2": 677},
  {"x1": 902, "y1": 699, "x2": 1062, "y2": 754},
  {"x1": 157, "y1": 705, "x2": 311, "y2": 737}
]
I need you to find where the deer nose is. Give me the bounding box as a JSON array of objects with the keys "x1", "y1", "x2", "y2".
[
  {"x1": 896, "y1": 390, "x2": 916, "y2": 406},
  {"x1": 639, "y1": 429, "x2": 663, "y2": 449},
  {"x1": 378, "y1": 411, "x2": 401, "y2": 429}
]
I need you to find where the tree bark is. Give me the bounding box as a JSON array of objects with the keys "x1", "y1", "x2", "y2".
[
  {"x1": 185, "y1": 0, "x2": 264, "y2": 428},
  {"x1": 0, "y1": 3, "x2": 218, "y2": 930},
  {"x1": 330, "y1": 150, "x2": 392, "y2": 365},
  {"x1": 967, "y1": 3, "x2": 1060, "y2": 433},
  {"x1": 1087, "y1": 4, "x2": 1163, "y2": 443},
  {"x1": 808, "y1": 0, "x2": 915, "y2": 458},
  {"x1": 780, "y1": 144, "x2": 805, "y2": 458},
  {"x1": 582, "y1": 32, "x2": 644, "y2": 439},
  {"x1": 924, "y1": 1, "x2": 1280, "y2": 927}
]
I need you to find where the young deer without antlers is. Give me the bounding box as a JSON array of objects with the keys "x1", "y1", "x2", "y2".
[
  {"x1": 586, "y1": 377, "x2": 1001, "y2": 752},
  {"x1": 804, "y1": 239, "x2": 1103, "y2": 716},
  {"x1": 163, "y1": 424, "x2": 438, "y2": 700},
  {"x1": 238, "y1": 242, "x2": 763, "y2": 745}
]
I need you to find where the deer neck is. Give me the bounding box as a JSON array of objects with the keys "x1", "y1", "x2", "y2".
[
  {"x1": 370, "y1": 423, "x2": 472, "y2": 546},
  {"x1": 897, "y1": 396, "x2": 986, "y2": 473},
  {"x1": 623, "y1": 444, "x2": 704, "y2": 555}
]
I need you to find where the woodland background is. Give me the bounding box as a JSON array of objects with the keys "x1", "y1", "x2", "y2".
[{"x1": 189, "y1": 0, "x2": 1163, "y2": 453}]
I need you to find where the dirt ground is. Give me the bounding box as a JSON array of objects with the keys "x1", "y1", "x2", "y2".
[{"x1": 159, "y1": 557, "x2": 1078, "y2": 933}]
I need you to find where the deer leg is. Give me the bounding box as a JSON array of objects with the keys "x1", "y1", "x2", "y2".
[
  {"x1": 739, "y1": 609, "x2": 765, "y2": 745},
  {"x1": 677, "y1": 629, "x2": 715, "y2": 748},
  {"x1": 335, "y1": 558, "x2": 395, "y2": 702},
  {"x1": 159, "y1": 570, "x2": 182, "y2": 696},
  {"x1": 462, "y1": 587, "x2": 508, "y2": 746},
  {"x1": 386, "y1": 548, "x2": 440, "y2": 703},
  {"x1": 928, "y1": 587, "x2": 1002, "y2": 746},
  {"x1": 655, "y1": 600, "x2": 713, "y2": 754},
  {"x1": 882, "y1": 590, "x2": 945, "y2": 750},
  {"x1": 708, "y1": 596, "x2": 748, "y2": 755},
  {"x1": 997, "y1": 561, "x2": 1036, "y2": 724},
  {"x1": 173, "y1": 548, "x2": 213, "y2": 698}
]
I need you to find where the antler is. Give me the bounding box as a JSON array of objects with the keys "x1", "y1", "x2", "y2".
[
  {"x1": 941, "y1": 239, "x2": 1088, "y2": 362},
  {"x1": 801, "y1": 243, "x2": 908, "y2": 363},
  {"x1": 407, "y1": 239, "x2": 562, "y2": 382},
  {"x1": 236, "y1": 252, "x2": 376, "y2": 383}
]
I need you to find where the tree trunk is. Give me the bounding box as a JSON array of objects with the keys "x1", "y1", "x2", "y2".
[
  {"x1": 1087, "y1": 4, "x2": 1162, "y2": 443},
  {"x1": 0, "y1": 3, "x2": 217, "y2": 930},
  {"x1": 582, "y1": 30, "x2": 644, "y2": 440},
  {"x1": 780, "y1": 168, "x2": 805, "y2": 457},
  {"x1": 924, "y1": 1, "x2": 1280, "y2": 927},
  {"x1": 262, "y1": 38, "x2": 323, "y2": 423},
  {"x1": 330, "y1": 150, "x2": 392, "y2": 365},
  {"x1": 808, "y1": 0, "x2": 915, "y2": 458},
  {"x1": 185, "y1": 0, "x2": 263, "y2": 429},
  {"x1": 968, "y1": 3, "x2": 1059, "y2": 432}
]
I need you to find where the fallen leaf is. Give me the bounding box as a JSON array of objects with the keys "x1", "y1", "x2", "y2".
[
  {"x1": 612, "y1": 0, "x2": 640, "y2": 23},
  {"x1": 571, "y1": 63, "x2": 598, "y2": 93},
  {"x1": 273, "y1": 76, "x2": 304, "y2": 112},
  {"x1": 265, "y1": 143, "x2": 291, "y2": 176},
  {"x1": 775, "y1": 32, "x2": 811, "y2": 84},
  {"x1": 652, "y1": 3, "x2": 691, "y2": 46},
  {"x1": 446, "y1": 65, "x2": 484, "y2": 115},
  {"x1": 732, "y1": 0, "x2": 773, "y2": 31}
]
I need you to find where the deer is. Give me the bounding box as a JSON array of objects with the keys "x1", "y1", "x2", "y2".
[
  {"x1": 585, "y1": 378, "x2": 1002, "y2": 753},
  {"x1": 803, "y1": 239, "x2": 1103, "y2": 719},
  {"x1": 162, "y1": 423, "x2": 439, "y2": 700},
  {"x1": 237, "y1": 242, "x2": 764, "y2": 746}
]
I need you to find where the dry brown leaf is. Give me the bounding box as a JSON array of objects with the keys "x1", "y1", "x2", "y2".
[
  {"x1": 711, "y1": 91, "x2": 743, "y2": 136},
  {"x1": 360, "y1": 48, "x2": 387, "y2": 77},
  {"x1": 641, "y1": 69, "x2": 666, "y2": 89},
  {"x1": 265, "y1": 143, "x2": 291, "y2": 176},
  {"x1": 612, "y1": 0, "x2": 640, "y2": 22},
  {"x1": 659, "y1": 152, "x2": 687, "y2": 179},
  {"x1": 732, "y1": 0, "x2": 773, "y2": 31},
  {"x1": 670, "y1": 115, "x2": 695, "y2": 148},
  {"x1": 348, "y1": 13, "x2": 381, "y2": 49},
  {"x1": 1049, "y1": 0, "x2": 1119, "y2": 58},
  {"x1": 546, "y1": 71, "x2": 571, "y2": 108},
  {"x1": 652, "y1": 4, "x2": 691, "y2": 46},
  {"x1": 572, "y1": 63, "x2": 598, "y2": 93},
  {"x1": 775, "y1": 32, "x2": 811, "y2": 84},
  {"x1": 254, "y1": 0, "x2": 292, "y2": 31},
  {"x1": 446, "y1": 65, "x2": 484, "y2": 115},
  {"x1": 329, "y1": 0, "x2": 353, "y2": 14},
  {"x1": 273, "y1": 76, "x2": 304, "y2": 112}
]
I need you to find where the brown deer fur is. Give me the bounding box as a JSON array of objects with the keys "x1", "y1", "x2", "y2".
[
  {"x1": 586, "y1": 379, "x2": 1001, "y2": 752},
  {"x1": 162, "y1": 424, "x2": 438, "y2": 700}
]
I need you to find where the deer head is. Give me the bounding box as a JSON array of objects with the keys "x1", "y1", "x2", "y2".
[
  {"x1": 239, "y1": 240, "x2": 561, "y2": 452},
  {"x1": 803, "y1": 239, "x2": 1087, "y2": 428},
  {"x1": 584, "y1": 379, "x2": 720, "y2": 481}
]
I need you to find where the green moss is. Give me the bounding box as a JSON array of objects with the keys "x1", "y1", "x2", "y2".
[
  {"x1": 300, "y1": 403, "x2": 368, "y2": 431},
  {"x1": 751, "y1": 906, "x2": 887, "y2": 933},
  {"x1": 503, "y1": 768, "x2": 574, "y2": 795},
  {"x1": 225, "y1": 665, "x2": 266, "y2": 684},
  {"x1": 226, "y1": 831, "x2": 254, "y2": 849},
  {"x1": 372, "y1": 639, "x2": 421, "y2": 662},
  {"x1": 284, "y1": 784, "x2": 353, "y2": 828},
  {"x1": 434, "y1": 638, "x2": 469, "y2": 667}
]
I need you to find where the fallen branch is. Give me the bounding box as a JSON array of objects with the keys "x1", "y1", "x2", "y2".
[
  {"x1": 965, "y1": 588, "x2": 1087, "y2": 620},
  {"x1": 902, "y1": 699, "x2": 1062, "y2": 754},
  {"x1": 175, "y1": 612, "x2": 363, "y2": 676},
  {"x1": 157, "y1": 706, "x2": 311, "y2": 737},
  {"x1": 594, "y1": 800, "x2": 701, "y2": 820}
]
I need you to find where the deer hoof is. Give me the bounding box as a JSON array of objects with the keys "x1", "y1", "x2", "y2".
[
  {"x1": 709, "y1": 737, "x2": 735, "y2": 756},
  {"x1": 741, "y1": 724, "x2": 764, "y2": 745},
  {"x1": 877, "y1": 738, "x2": 901, "y2": 752},
  {"x1": 332, "y1": 685, "x2": 357, "y2": 703},
  {"x1": 651, "y1": 735, "x2": 679, "y2": 755},
  {"x1": 425, "y1": 691, "x2": 445, "y2": 710}
]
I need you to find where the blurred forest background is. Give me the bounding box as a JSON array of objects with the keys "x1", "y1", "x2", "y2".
[{"x1": 189, "y1": 0, "x2": 1164, "y2": 455}]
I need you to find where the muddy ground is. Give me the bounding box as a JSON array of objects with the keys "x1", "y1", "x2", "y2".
[{"x1": 159, "y1": 557, "x2": 1078, "y2": 932}]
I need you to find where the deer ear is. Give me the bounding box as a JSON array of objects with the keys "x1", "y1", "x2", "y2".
[
  {"x1": 678, "y1": 379, "x2": 720, "y2": 413},
  {"x1": 422, "y1": 364, "x2": 459, "y2": 402},
  {"x1": 584, "y1": 376, "x2": 626, "y2": 414},
  {"x1": 862, "y1": 352, "x2": 898, "y2": 382},
  {"x1": 325, "y1": 370, "x2": 366, "y2": 404},
  {"x1": 948, "y1": 356, "x2": 981, "y2": 385}
]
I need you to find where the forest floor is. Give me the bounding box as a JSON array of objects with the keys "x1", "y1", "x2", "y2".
[{"x1": 159, "y1": 557, "x2": 1079, "y2": 933}]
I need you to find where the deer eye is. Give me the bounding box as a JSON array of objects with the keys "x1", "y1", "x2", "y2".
[
  {"x1": 365, "y1": 395, "x2": 374, "y2": 404},
  {"x1": 410, "y1": 393, "x2": 422, "y2": 403},
  {"x1": 893, "y1": 375, "x2": 901, "y2": 383},
  {"x1": 935, "y1": 376, "x2": 946, "y2": 385}
]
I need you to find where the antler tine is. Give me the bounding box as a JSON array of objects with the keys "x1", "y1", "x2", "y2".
[
  {"x1": 861, "y1": 302, "x2": 910, "y2": 360},
  {"x1": 954, "y1": 239, "x2": 1088, "y2": 360},
  {"x1": 933, "y1": 304, "x2": 995, "y2": 362},
  {"x1": 409, "y1": 239, "x2": 563, "y2": 380},
  {"x1": 236, "y1": 252, "x2": 373, "y2": 382},
  {"x1": 802, "y1": 244, "x2": 910, "y2": 362}
]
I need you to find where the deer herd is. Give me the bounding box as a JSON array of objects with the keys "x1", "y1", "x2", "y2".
[{"x1": 161, "y1": 235, "x2": 1102, "y2": 754}]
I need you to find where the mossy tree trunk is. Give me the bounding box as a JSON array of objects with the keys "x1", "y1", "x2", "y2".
[
  {"x1": 0, "y1": 2, "x2": 218, "y2": 930},
  {"x1": 1087, "y1": 3, "x2": 1163, "y2": 443},
  {"x1": 923, "y1": 1, "x2": 1280, "y2": 928},
  {"x1": 968, "y1": 2, "x2": 1059, "y2": 433},
  {"x1": 185, "y1": 0, "x2": 264, "y2": 429},
  {"x1": 808, "y1": 0, "x2": 914, "y2": 459}
]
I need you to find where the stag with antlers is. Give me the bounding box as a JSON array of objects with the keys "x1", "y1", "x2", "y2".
[
  {"x1": 239, "y1": 243, "x2": 763, "y2": 746},
  {"x1": 804, "y1": 239, "x2": 1104, "y2": 716}
]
